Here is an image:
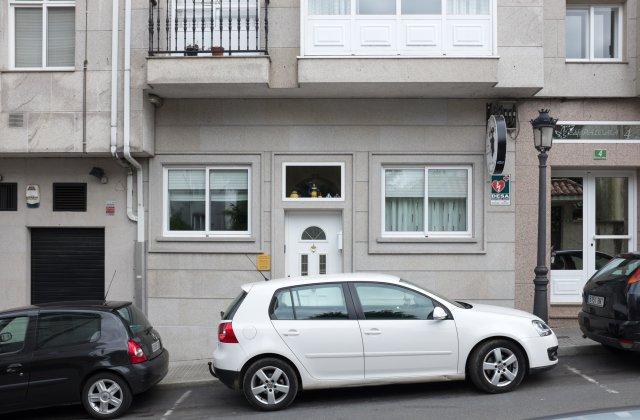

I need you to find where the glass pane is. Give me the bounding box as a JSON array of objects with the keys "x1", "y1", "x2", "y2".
[
  {"x1": 36, "y1": 313, "x2": 101, "y2": 349},
  {"x1": 285, "y1": 165, "x2": 341, "y2": 199},
  {"x1": 566, "y1": 8, "x2": 589, "y2": 59},
  {"x1": 428, "y1": 169, "x2": 468, "y2": 232},
  {"x1": 319, "y1": 254, "x2": 327, "y2": 275},
  {"x1": 272, "y1": 290, "x2": 295, "y2": 320},
  {"x1": 290, "y1": 284, "x2": 348, "y2": 320},
  {"x1": 309, "y1": 0, "x2": 350, "y2": 15},
  {"x1": 550, "y1": 177, "x2": 584, "y2": 270},
  {"x1": 385, "y1": 169, "x2": 424, "y2": 232},
  {"x1": 14, "y1": 7, "x2": 43, "y2": 68},
  {"x1": 301, "y1": 226, "x2": 326, "y2": 240},
  {"x1": 0, "y1": 316, "x2": 29, "y2": 355},
  {"x1": 402, "y1": 0, "x2": 441, "y2": 14},
  {"x1": 210, "y1": 169, "x2": 248, "y2": 232},
  {"x1": 357, "y1": 0, "x2": 395, "y2": 15},
  {"x1": 595, "y1": 177, "x2": 628, "y2": 236},
  {"x1": 593, "y1": 7, "x2": 619, "y2": 59},
  {"x1": 596, "y1": 239, "x2": 628, "y2": 259},
  {"x1": 354, "y1": 283, "x2": 435, "y2": 320},
  {"x1": 447, "y1": 0, "x2": 490, "y2": 15},
  {"x1": 300, "y1": 254, "x2": 309, "y2": 276},
  {"x1": 47, "y1": 7, "x2": 75, "y2": 67},
  {"x1": 168, "y1": 169, "x2": 206, "y2": 231}
]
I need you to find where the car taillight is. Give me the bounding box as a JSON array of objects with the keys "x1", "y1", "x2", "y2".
[
  {"x1": 218, "y1": 322, "x2": 238, "y2": 344},
  {"x1": 628, "y1": 268, "x2": 640, "y2": 286},
  {"x1": 127, "y1": 339, "x2": 147, "y2": 364}
]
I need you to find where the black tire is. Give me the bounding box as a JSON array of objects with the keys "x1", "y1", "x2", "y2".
[
  {"x1": 81, "y1": 372, "x2": 133, "y2": 419},
  {"x1": 242, "y1": 358, "x2": 299, "y2": 411},
  {"x1": 468, "y1": 339, "x2": 527, "y2": 394}
]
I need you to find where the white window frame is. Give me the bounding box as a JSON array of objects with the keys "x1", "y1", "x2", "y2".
[
  {"x1": 282, "y1": 162, "x2": 346, "y2": 202},
  {"x1": 162, "y1": 166, "x2": 252, "y2": 238},
  {"x1": 381, "y1": 165, "x2": 472, "y2": 238},
  {"x1": 565, "y1": 4, "x2": 623, "y2": 63},
  {"x1": 8, "y1": 0, "x2": 76, "y2": 71}
]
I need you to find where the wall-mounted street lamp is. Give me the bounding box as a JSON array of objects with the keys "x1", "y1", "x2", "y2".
[{"x1": 530, "y1": 109, "x2": 558, "y2": 322}]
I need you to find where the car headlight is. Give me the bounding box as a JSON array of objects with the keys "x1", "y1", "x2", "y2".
[{"x1": 532, "y1": 320, "x2": 552, "y2": 337}]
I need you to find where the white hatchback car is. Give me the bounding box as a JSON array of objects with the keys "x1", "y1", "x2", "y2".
[{"x1": 211, "y1": 273, "x2": 558, "y2": 411}]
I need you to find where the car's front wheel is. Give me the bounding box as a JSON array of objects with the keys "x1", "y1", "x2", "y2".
[
  {"x1": 468, "y1": 339, "x2": 526, "y2": 393},
  {"x1": 242, "y1": 357, "x2": 299, "y2": 411},
  {"x1": 82, "y1": 372, "x2": 132, "y2": 419}
]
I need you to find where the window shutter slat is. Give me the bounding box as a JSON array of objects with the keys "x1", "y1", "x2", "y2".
[
  {"x1": 14, "y1": 8, "x2": 43, "y2": 68},
  {"x1": 47, "y1": 7, "x2": 75, "y2": 67}
]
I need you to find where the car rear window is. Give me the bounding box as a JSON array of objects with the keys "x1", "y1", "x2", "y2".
[
  {"x1": 592, "y1": 256, "x2": 640, "y2": 281},
  {"x1": 36, "y1": 312, "x2": 101, "y2": 349},
  {"x1": 116, "y1": 305, "x2": 152, "y2": 334},
  {"x1": 222, "y1": 291, "x2": 247, "y2": 320}
]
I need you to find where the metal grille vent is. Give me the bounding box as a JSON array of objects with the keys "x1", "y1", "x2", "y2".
[
  {"x1": 53, "y1": 183, "x2": 87, "y2": 212},
  {"x1": 8, "y1": 113, "x2": 24, "y2": 128},
  {"x1": 0, "y1": 183, "x2": 18, "y2": 211}
]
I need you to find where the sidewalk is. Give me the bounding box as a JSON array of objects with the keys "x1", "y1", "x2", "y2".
[{"x1": 159, "y1": 326, "x2": 602, "y2": 386}]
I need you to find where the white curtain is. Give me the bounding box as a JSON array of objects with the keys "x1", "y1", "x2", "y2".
[
  {"x1": 447, "y1": 0, "x2": 489, "y2": 15},
  {"x1": 47, "y1": 7, "x2": 75, "y2": 67},
  {"x1": 309, "y1": 0, "x2": 350, "y2": 15},
  {"x1": 385, "y1": 169, "x2": 424, "y2": 232},
  {"x1": 428, "y1": 169, "x2": 468, "y2": 232},
  {"x1": 15, "y1": 8, "x2": 43, "y2": 68}
]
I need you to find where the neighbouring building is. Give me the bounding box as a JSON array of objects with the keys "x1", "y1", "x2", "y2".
[{"x1": 1, "y1": 0, "x2": 639, "y2": 360}]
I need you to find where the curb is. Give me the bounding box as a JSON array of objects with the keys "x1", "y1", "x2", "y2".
[{"x1": 558, "y1": 344, "x2": 606, "y2": 357}]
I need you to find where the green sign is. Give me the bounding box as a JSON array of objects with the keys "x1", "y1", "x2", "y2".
[
  {"x1": 593, "y1": 149, "x2": 607, "y2": 160},
  {"x1": 490, "y1": 174, "x2": 510, "y2": 206}
]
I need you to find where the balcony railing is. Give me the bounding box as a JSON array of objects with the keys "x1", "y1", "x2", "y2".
[{"x1": 148, "y1": 0, "x2": 269, "y2": 56}]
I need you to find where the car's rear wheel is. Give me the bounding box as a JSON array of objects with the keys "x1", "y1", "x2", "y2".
[
  {"x1": 242, "y1": 358, "x2": 298, "y2": 411},
  {"x1": 468, "y1": 339, "x2": 526, "y2": 393},
  {"x1": 82, "y1": 372, "x2": 132, "y2": 419}
]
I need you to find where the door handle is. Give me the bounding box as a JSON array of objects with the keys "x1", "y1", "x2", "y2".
[
  {"x1": 6, "y1": 363, "x2": 23, "y2": 375},
  {"x1": 364, "y1": 328, "x2": 382, "y2": 336},
  {"x1": 283, "y1": 329, "x2": 300, "y2": 337}
]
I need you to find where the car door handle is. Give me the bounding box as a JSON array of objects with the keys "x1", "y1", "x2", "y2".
[
  {"x1": 282, "y1": 329, "x2": 300, "y2": 337},
  {"x1": 364, "y1": 328, "x2": 382, "y2": 335},
  {"x1": 6, "y1": 364, "x2": 24, "y2": 375}
]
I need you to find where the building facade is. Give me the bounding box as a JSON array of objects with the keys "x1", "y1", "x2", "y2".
[{"x1": 1, "y1": 0, "x2": 639, "y2": 360}]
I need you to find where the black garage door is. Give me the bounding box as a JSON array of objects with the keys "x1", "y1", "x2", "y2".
[{"x1": 31, "y1": 228, "x2": 105, "y2": 304}]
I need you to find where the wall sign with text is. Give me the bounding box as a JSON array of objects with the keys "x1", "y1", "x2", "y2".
[
  {"x1": 490, "y1": 175, "x2": 510, "y2": 206},
  {"x1": 554, "y1": 123, "x2": 640, "y2": 141}
]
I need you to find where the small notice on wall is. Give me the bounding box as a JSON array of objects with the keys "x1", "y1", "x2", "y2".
[
  {"x1": 106, "y1": 201, "x2": 116, "y2": 216},
  {"x1": 593, "y1": 149, "x2": 607, "y2": 160},
  {"x1": 490, "y1": 174, "x2": 510, "y2": 206},
  {"x1": 256, "y1": 254, "x2": 271, "y2": 271}
]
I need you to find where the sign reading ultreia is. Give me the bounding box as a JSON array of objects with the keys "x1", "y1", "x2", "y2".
[{"x1": 554, "y1": 124, "x2": 640, "y2": 140}]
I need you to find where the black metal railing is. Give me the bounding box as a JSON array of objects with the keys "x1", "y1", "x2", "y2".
[{"x1": 148, "y1": 0, "x2": 268, "y2": 56}]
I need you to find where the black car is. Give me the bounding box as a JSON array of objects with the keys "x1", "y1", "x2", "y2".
[
  {"x1": 579, "y1": 253, "x2": 640, "y2": 351},
  {"x1": 0, "y1": 301, "x2": 169, "y2": 419}
]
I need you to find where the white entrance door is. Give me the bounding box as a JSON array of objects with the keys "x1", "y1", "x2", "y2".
[
  {"x1": 550, "y1": 170, "x2": 637, "y2": 303},
  {"x1": 285, "y1": 211, "x2": 343, "y2": 277}
]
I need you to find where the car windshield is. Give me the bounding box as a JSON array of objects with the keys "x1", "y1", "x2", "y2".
[
  {"x1": 400, "y1": 279, "x2": 467, "y2": 308},
  {"x1": 116, "y1": 304, "x2": 152, "y2": 334},
  {"x1": 591, "y1": 256, "x2": 640, "y2": 281}
]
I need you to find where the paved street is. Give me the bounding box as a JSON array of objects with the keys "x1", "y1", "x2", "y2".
[{"x1": 5, "y1": 351, "x2": 640, "y2": 420}]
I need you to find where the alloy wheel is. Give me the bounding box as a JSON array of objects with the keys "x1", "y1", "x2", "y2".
[
  {"x1": 87, "y1": 379, "x2": 123, "y2": 415},
  {"x1": 250, "y1": 366, "x2": 291, "y2": 405},
  {"x1": 482, "y1": 347, "x2": 519, "y2": 387}
]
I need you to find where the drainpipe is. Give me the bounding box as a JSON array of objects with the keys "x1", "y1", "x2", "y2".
[
  {"x1": 110, "y1": 0, "x2": 119, "y2": 159},
  {"x1": 82, "y1": 0, "x2": 88, "y2": 153},
  {"x1": 123, "y1": 0, "x2": 147, "y2": 313}
]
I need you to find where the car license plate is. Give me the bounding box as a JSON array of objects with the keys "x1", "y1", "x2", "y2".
[
  {"x1": 151, "y1": 340, "x2": 161, "y2": 352},
  {"x1": 588, "y1": 295, "x2": 605, "y2": 307}
]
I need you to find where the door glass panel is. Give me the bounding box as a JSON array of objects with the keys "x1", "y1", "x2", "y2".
[
  {"x1": 402, "y1": 0, "x2": 441, "y2": 15},
  {"x1": 596, "y1": 239, "x2": 628, "y2": 259},
  {"x1": 357, "y1": 0, "x2": 395, "y2": 15},
  {"x1": 309, "y1": 0, "x2": 350, "y2": 15},
  {"x1": 447, "y1": 0, "x2": 490, "y2": 15},
  {"x1": 300, "y1": 254, "x2": 309, "y2": 276},
  {"x1": 290, "y1": 284, "x2": 349, "y2": 319},
  {"x1": 595, "y1": 177, "x2": 628, "y2": 236},
  {"x1": 319, "y1": 254, "x2": 327, "y2": 275},
  {"x1": 0, "y1": 317, "x2": 29, "y2": 355},
  {"x1": 551, "y1": 177, "x2": 584, "y2": 270},
  {"x1": 354, "y1": 283, "x2": 436, "y2": 320}
]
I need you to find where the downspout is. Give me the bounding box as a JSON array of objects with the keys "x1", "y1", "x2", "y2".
[
  {"x1": 82, "y1": 0, "x2": 88, "y2": 153},
  {"x1": 110, "y1": 0, "x2": 119, "y2": 159},
  {"x1": 123, "y1": 0, "x2": 147, "y2": 312}
]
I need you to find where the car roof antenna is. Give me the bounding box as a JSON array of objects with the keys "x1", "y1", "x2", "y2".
[
  {"x1": 104, "y1": 270, "x2": 117, "y2": 301},
  {"x1": 245, "y1": 254, "x2": 269, "y2": 281}
]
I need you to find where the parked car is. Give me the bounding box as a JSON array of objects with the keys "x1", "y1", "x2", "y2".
[
  {"x1": 210, "y1": 273, "x2": 558, "y2": 411},
  {"x1": 0, "y1": 301, "x2": 168, "y2": 419},
  {"x1": 580, "y1": 253, "x2": 640, "y2": 351}
]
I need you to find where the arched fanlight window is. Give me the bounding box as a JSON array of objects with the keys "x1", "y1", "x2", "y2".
[{"x1": 301, "y1": 226, "x2": 326, "y2": 240}]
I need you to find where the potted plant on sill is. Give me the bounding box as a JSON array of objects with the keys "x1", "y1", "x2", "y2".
[
  {"x1": 185, "y1": 44, "x2": 199, "y2": 56},
  {"x1": 211, "y1": 46, "x2": 225, "y2": 57}
]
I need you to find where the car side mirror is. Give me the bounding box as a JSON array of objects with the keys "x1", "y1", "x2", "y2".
[
  {"x1": 432, "y1": 307, "x2": 448, "y2": 321},
  {"x1": 0, "y1": 332, "x2": 12, "y2": 343}
]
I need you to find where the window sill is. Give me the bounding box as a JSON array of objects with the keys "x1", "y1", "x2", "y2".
[
  {"x1": 157, "y1": 235, "x2": 256, "y2": 243},
  {"x1": 565, "y1": 60, "x2": 627, "y2": 64},
  {"x1": 4, "y1": 67, "x2": 76, "y2": 73},
  {"x1": 377, "y1": 236, "x2": 477, "y2": 244}
]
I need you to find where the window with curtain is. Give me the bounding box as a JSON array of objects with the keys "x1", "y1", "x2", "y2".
[
  {"x1": 383, "y1": 167, "x2": 471, "y2": 236},
  {"x1": 11, "y1": 0, "x2": 76, "y2": 69},
  {"x1": 166, "y1": 167, "x2": 250, "y2": 235}
]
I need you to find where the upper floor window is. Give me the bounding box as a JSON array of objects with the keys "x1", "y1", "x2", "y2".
[
  {"x1": 9, "y1": 0, "x2": 76, "y2": 69},
  {"x1": 566, "y1": 5, "x2": 623, "y2": 62},
  {"x1": 382, "y1": 166, "x2": 471, "y2": 238},
  {"x1": 164, "y1": 167, "x2": 251, "y2": 237},
  {"x1": 303, "y1": 0, "x2": 494, "y2": 56}
]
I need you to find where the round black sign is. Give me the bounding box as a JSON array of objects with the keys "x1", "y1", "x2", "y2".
[{"x1": 486, "y1": 115, "x2": 507, "y2": 175}]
